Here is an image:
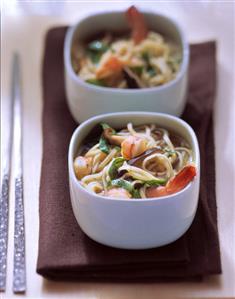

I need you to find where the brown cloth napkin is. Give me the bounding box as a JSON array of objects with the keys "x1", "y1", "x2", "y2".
[{"x1": 37, "y1": 27, "x2": 221, "y2": 281}]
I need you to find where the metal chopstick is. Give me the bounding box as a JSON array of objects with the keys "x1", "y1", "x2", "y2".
[
  {"x1": 0, "y1": 53, "x2": 15, "y2": 292},
  {"x1": 12, "y1": 53, "x2": 26, "y2": 293}
]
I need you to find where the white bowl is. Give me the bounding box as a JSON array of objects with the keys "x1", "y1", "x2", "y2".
[
  {"x1": 64, "y1": 11, "x2": 189, "y2": 123},
  {"x1": 68, "y1": 112, "x2": 200, "y2": 249}
]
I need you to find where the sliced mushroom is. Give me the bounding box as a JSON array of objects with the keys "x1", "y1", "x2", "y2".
[
  {"x1": 103, "y1": 127, "x2": 126, "y2": 145},
  {"x1": 151, "y1": 128, "x2": 164, "y2": 141},
  {"x1": 172, "y1": 156, "x2": 179, "y2": 169},
  {"x1": 123, "y1": 66, "x2": 145, "y2": 89},
  {"x1": 128, "y1": 147, "x2": 162, "y2": 167},
  {"x1": 80, "y1": 125, "x2": 103, "y2": 154}
]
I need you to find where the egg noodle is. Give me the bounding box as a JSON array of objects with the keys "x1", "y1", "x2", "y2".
[
  {"x1": 74, "y1": 123, "x2": 194, "y2": 199},
  {"x1": 72, "y1": 31, "x2": 181, "y2": 89}
]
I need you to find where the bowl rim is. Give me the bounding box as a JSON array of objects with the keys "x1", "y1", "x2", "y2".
[
  {"x1": 64, "y1": 9, "x2": 190, "y2": 93},
  {"x1": 68, "y1": 112, "x2": 200, "y2": 203}
]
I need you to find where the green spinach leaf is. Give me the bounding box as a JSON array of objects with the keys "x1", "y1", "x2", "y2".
[
  {"x1": 88, "y1": 41, "x2": 109, "y2": 53},
  {"x1": 130, "y1": 66, "x2": 144, "y2": 76},
  {"x1": 142, "y1": 52, "x2": 157, "y2": 77},
  {"x1": 87, "y1": 40, "x2": 109, "y2": 64},
  {"x1": 108, "y1": 157, "x2": 125, "y2": 179},
  {"x1": 144, "y1": 178, "x2": 167, "y2": 186},
  {"x1": 99, "y1": 136, "x2": 110, "y2": 154},
  {"x1": 111, "y1": 179, "x2": 141, "y2": 198},
  {"x1": 100, "y1": 123, "x2": 116, "y2": 134},
  {"x1": 86, "y1": 78, "x2": 106, "y2": 87}
]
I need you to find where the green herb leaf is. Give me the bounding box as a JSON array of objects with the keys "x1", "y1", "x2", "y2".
[
  {"x1": 130, "y1": 66, "x2": 144, "y2": 76},
  {"x1": 87, "y1": 40, "x2": 109, "y2": 64},
  {"x1": 114, "y1": 146, "x2": 121, "y2": 151},
  {"x1": 87, "y1": 50, "x2": 101, "y2": 64},
  {"x1": 111, "y1": 179, "x2": 133, "y2": 192},
  {"x1": 167, "y1": 55, "x2": 182, "y2": 72},
  {"x1": 100, "y1": 123, "x2": 116, "y2": 134},
  {"x1": 147, "y1": 68, "x2": 156, "y2": 77},
  {"x1": 99, "y1": 136, "x2": 110, "y2": 154},
  {"x1": 164, "y1": 149, "x2": 176, "y2": 157},
  {"x1": 144, "y1": 178, "x2": 167, "y2": 186},
  {"x1": 142, "y1": 52, "x2": 157, "y2": 77},
  {"x1": 88, "y1": 41, "x2": 109, "y2": 53},
  {"x1": 108, "y1": 157, "x2": 125, "y2": 180},
  {"x1": 132, "y1": 188, "x2": 141, "y2": 198},
  {"x1": 86, "y1": 78, "x2": 106, "y2": 87},
  {"x1": 142, "y1": 52, "x2": 150, "y2": 63},
  {"x1": 111, "y1": 179, "x2": 141, "y2": 198}
]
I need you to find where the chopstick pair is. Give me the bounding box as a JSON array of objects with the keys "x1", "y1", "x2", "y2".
[{"x1": 0, "y1": 53, "x2": 26, "y2": 293}]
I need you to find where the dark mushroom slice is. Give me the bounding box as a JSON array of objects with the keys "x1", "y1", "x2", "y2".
[
  {"x1": 123, "y1": 66, "x2": 145, "y2": 89},
  {"x1": 169, "y1": 132, "x2": 185, "y2": 147},
  {"x1": 128, "y1": 147, "x2": 163, "y2": 167},
  {"x1": 151, "y1": 128, "x2": 164, "y2": 141},
  {"x1": 172, "y1": 155, "x2": 180, "y2": 169},
  {"x1": 79, "y1": 124, "x2": 103, "y2": 155}
]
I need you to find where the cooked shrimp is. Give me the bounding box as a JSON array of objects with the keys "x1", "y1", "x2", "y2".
[
  {"x1": 121, "y1": 136, "x2": 148, "y2": 160},
  {"x1": 74, "y1": 156, "x2": 92, "y2": 179},
  {"x1": 146, "y1": 164, "x2": 197, "y2": 198},
  {"x1": 96, "y1": 56, "x2": 124, "y2": 79},
  {"x1": 126, "y1": 5, "x2": 148, "y2": 44},
  {"x1": 103, "y1": 188, "x2": 131, "y2": 198}
]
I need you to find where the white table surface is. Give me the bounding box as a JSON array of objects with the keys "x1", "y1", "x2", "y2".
[{"x1": 1, "y1": 1, "x2": 235, "y2": 298}]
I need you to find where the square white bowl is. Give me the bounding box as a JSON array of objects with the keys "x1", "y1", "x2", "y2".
[
  {"x1": 64, "y1": 11, "x2": 189, "y2": 123},
  {"x1": 68, "y1": 112, "x2": 200, "y2": 249}
]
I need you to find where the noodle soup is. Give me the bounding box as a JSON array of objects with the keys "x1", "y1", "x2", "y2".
[
  {"x1": 71, "y1": 6, "x2": 182, "y2": 89},
  {"x1": 73, "y1": 123, "x2": 197, "y2": 199}
]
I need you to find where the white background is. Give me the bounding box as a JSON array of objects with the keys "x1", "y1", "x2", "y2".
[{"x1": 1, "y1": 1, "x2": 235, "y2": 298}]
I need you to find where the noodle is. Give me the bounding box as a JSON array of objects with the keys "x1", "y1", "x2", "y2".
[
  {"x1": 74, "y1": 123, "x2": 195, "y2": 198},
  {"x1": 97, "y1": 148, "x2": 119, "y2": 171},
  {"x1": 142, "y1": 153, "x2": 174, "y2": 179},
  {"x1": 71, "y1": 7, "x2": 181, "y2": 89}
]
